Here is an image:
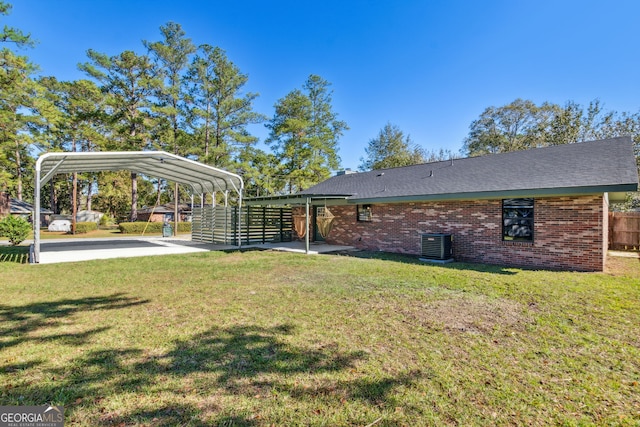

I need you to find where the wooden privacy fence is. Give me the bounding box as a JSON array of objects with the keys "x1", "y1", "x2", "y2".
[
  {"x1": 192, "y1": 206, "x2": 293, "y2": 245},
  {"x1": 609, "y1": 212, "x2": 640, "y2": 250}
]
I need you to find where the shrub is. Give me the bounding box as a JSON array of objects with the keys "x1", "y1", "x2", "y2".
[
  {"x1": 99, "y1": 214, "x2": 112, "y2": 227},
  {"x1": 74, "y1": 221, "x2": 98, "y2": 234},
  {"x1": 0, "y1": 215, "x2": 31, "y2": 246},
  {"x1": 119, "y1": 222, "x2": 159, "y2": 234},
  {"x1": 118, "y1": 221, "x2": 191, "y2": 234}
]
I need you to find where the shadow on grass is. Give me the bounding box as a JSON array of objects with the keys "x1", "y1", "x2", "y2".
[
  {"x1": 338, "y1": 250, "x2": 518, "y2": 275},
  {"x1": 0, "y1": 245, "x2": 29, "y2": 263},
  {"x1": 3, "y1": 323, "x2": 421, "y2": 425},
  {"x1": 0, "y1": 293, "x2": 150, "y2": 351}
]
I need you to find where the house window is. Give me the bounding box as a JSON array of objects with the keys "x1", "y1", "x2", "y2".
[
  {"x1": 503, "y1": 198, "x2": 533, "y2": 241},
  {"x1": 357, "y1": 204, "x2": 372, "y2": 222}
]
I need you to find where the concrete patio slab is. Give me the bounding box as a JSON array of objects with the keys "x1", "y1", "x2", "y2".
[
  {"x1": 37, "y1": 237, "x2": 211, "y2": 264},
  {"x1": 34, "y1": 237, "x2": 355, "y2": 264}
]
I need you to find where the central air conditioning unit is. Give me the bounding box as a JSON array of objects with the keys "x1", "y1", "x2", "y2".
[{"x1": 420, "y1": 233, "x2": 453, "y2": 262}]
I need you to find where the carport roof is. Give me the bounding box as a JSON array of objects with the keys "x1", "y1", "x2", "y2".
[
  {"x1": 36, "y1": 151, "x2": 243, "y2": 195},
  {"x1": 32, "y1": 151, "x2": 244, "y2": 263}
]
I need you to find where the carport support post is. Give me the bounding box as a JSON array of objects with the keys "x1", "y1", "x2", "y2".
[
  {"x1": 305, "y1": 197, "x2": 310, "y2": 254},
  {"x1": 174, "y1": 182, "x2": 179, "y2": 237},
  {"x1": 33, "y1": 165, "x2": 41, "y2": 263},
  {"x1": 237, "y1": 191, "x2": 243, "y2": 249}
]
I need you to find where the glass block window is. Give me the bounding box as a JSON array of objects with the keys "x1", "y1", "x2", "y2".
[
  {"x1": 503, "y1": 198, "x2": 534, "y2": 241},
  {"x1": 357, "y1": 204, "x2": 372, "y2": 222}
]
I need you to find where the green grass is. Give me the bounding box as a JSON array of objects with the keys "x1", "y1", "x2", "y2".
[
  {"x1": 1, "y1": 251, "x2": 639, "y2": 426},
  {"x1": 0, "y1": 245, "x2": 29, "y2": 263}
]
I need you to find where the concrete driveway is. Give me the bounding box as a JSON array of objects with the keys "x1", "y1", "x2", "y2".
[
  {"x1": 34, "y1": 237, "x2": 355, "y2": 264},
  {"x1": 37, "y1": 237, "x2": 214, "y2": 264}
]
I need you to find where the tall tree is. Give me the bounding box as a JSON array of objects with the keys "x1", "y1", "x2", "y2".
[
  {"x1": 145, "y1": 22, "x2": 195, "y2": 229},
  {"x1": 0, "y1": 0, "x2": 39, "y2": 199},
  {"x1": 464, "y1": 98, "x2": 640, "y2": 160},
  {"x1": 40, "y1": 77, "x2": 105, "y2": 218},
  {"x1": 266, "y1": 74, "x2": 347, "y2": 193},
  {"x1": 359, "y1": 123, "x2": 425, "y2": 171},
  {"x1": 463, "y1": 98, "x2": 640, "y2": 209},
  {"x1": 463, "y1": 99, "x2": 557, "y2": 156},
  {"x1": 303, "y1": 75, "x2": 348, "y2": 181},
  {"x1": 80, "y1": 49, "x2": 160, "y2": 221},
  {"x1": 144, "y1": 22, "x2": 195, "y2": 155},
  {"x1": 185, "y1": 44, "x2": 265, "y2": 168},
  {"x1": 266, "y1": 89, "x2": 312, "y2": 193},
  {"x1": 0, "y1": 49, "x2": 40, "y2": 199},
  {"x1": 235, "y1": 146, "x2": 279, "y2": 197}
]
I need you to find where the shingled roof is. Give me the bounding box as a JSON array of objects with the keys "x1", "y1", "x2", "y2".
[{"x1": 300, "y1": 137, "x2": 639, "y2": 203}]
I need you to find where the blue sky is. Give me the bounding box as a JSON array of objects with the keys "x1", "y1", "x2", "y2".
[{"x1": 5, "y1": 0, "x2": 640, "y2": 169}]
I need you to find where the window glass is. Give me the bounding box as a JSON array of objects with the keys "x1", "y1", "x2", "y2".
[
  {"x1": 503, "y1": 198, "x2": 533, "y2": 241},
  {"x1": 357, "y1": 204, "x2": 372, "y2": 222}
]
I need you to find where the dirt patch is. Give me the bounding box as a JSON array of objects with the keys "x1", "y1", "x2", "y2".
[
  {"x1": 605, "y1": 255, "x2": 640, "y2": 277},
  {"x1": 398, "y1": 293, "x2": 531, "y2": 334}
]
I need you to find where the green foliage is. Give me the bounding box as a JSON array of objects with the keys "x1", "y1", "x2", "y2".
[
  {"x1": 463, "y1": 99, "x2": 551, "y2": 156},
  {"x1": 74, "y1": 221, "x2": 97, "y2": 234},
  {"x1": 80, "y1": 49, "x2": 159, "y2": 151},
  {"x1": 0, "y1": 48, "x2": 41, "y2": 197},
  {"x1": 0, "y1": 214, "x2": 30, "y2": 245},
  {"x1": 267, "y1": 74, "x2": 348, "y2": 192},
  {"x1": 99, "y1": 214, "x2": 112, "y2": 227},
  {"x1": 463, "y1": 99, "x2": 640, "y2": 203},
  {"x1": 463, "y1": 98, "x2": 640, "y2": 158},
  {"x1": 0, "y1": 251, "x2": 638, "y2": 425},
  {"x1": 235, "y1": 146, "x2": 280, "y2": 197},
  {"x1": 360, "y1": 122, "x2": 426, "y2": 171},
  {"x1": 144, "y1": 22, "x2": 195, "y2": 156},
  {"x1": 185, "y1": 44, "x2": 266, "y2": 168},
  {"x1": 92, "y1": 171, "x2": 132, "y2": 221},
  {"x1": 0, "y1": 244, "x2": 28, "y2": 263},
  {"x1": 0, "y1": 1, "x2": 33, "y2": 47},
  {"x1": 118, "y1": 221, "x2": 191, "y2": 234}
]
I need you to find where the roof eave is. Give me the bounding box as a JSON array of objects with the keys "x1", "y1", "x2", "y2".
[
  {"x1": 245, "y1": 194, "x2": 351, "y2": 206},
  {"x1": 346, "y1": 184, "x2": 639, "y2": 204}
]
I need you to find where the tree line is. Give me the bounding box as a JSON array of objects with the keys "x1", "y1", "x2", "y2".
[
  {"x1": 1, "y1": 1, "x2": 638, "y2": 221},
  {"x1": 0, "y1": 3, "x2": 347, "y2": 221},
  {"x1": 361, "y1": 99, "x2": 639, "y2": 208}
]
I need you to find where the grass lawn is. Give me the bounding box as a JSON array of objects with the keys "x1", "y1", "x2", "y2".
[{"x1": 1, "y1": 250, "x2": 639, "y2": 426}]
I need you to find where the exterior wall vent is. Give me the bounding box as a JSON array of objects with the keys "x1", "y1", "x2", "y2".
[{"x1": 420, "y1": 233, "x2": 453, "y2": 262}]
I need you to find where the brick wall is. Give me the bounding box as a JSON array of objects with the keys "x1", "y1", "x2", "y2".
[{"x1": 310, "y1": 195, "x2": 606, "y2": 271}]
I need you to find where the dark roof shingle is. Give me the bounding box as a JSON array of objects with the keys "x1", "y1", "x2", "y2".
[{"x1": 301, "y1": 137, "x2": 639, "y2": 201}]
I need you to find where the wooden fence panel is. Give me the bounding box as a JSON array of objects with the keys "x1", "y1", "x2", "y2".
[
  {"x1": 192, "y1": 206, "x2": 292, "y2": 245},
  {"x1": 609, "y1": 212, "x2": 640, "y2": 250}
]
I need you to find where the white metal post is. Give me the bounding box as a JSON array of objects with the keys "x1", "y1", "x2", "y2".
[
  {"x1": 33, "y1": 166, "x2": 41, "y2": 263},
  {"x1": 237, "y1": 190, "x2": 243, "y2": 249}
]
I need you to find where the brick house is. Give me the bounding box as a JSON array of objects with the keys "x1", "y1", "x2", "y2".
[
  {"x1": 137, "y1": 203, "x2": 191, "y2": 223},
  {"x1": 285, "y1": 137, "x2": 638, "y2": 271}
]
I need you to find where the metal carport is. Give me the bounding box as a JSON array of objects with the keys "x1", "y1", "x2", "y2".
[{"x1": 33, "y1": 151, "x2": 244, "y2": 263}]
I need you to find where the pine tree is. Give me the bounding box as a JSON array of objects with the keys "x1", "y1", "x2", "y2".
[
  {"x1": 185, "y1": 44, "x2": 265, "y2": 168},
  {"x1": 266, "y1": 75, "x2": 347, "y2": 193},
  {"x1": 0, "y1": 1, "x2": 39, "y2": 199},
  {"x1": 80, "y1": 49, "x2": 161, "y2": 220}
]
